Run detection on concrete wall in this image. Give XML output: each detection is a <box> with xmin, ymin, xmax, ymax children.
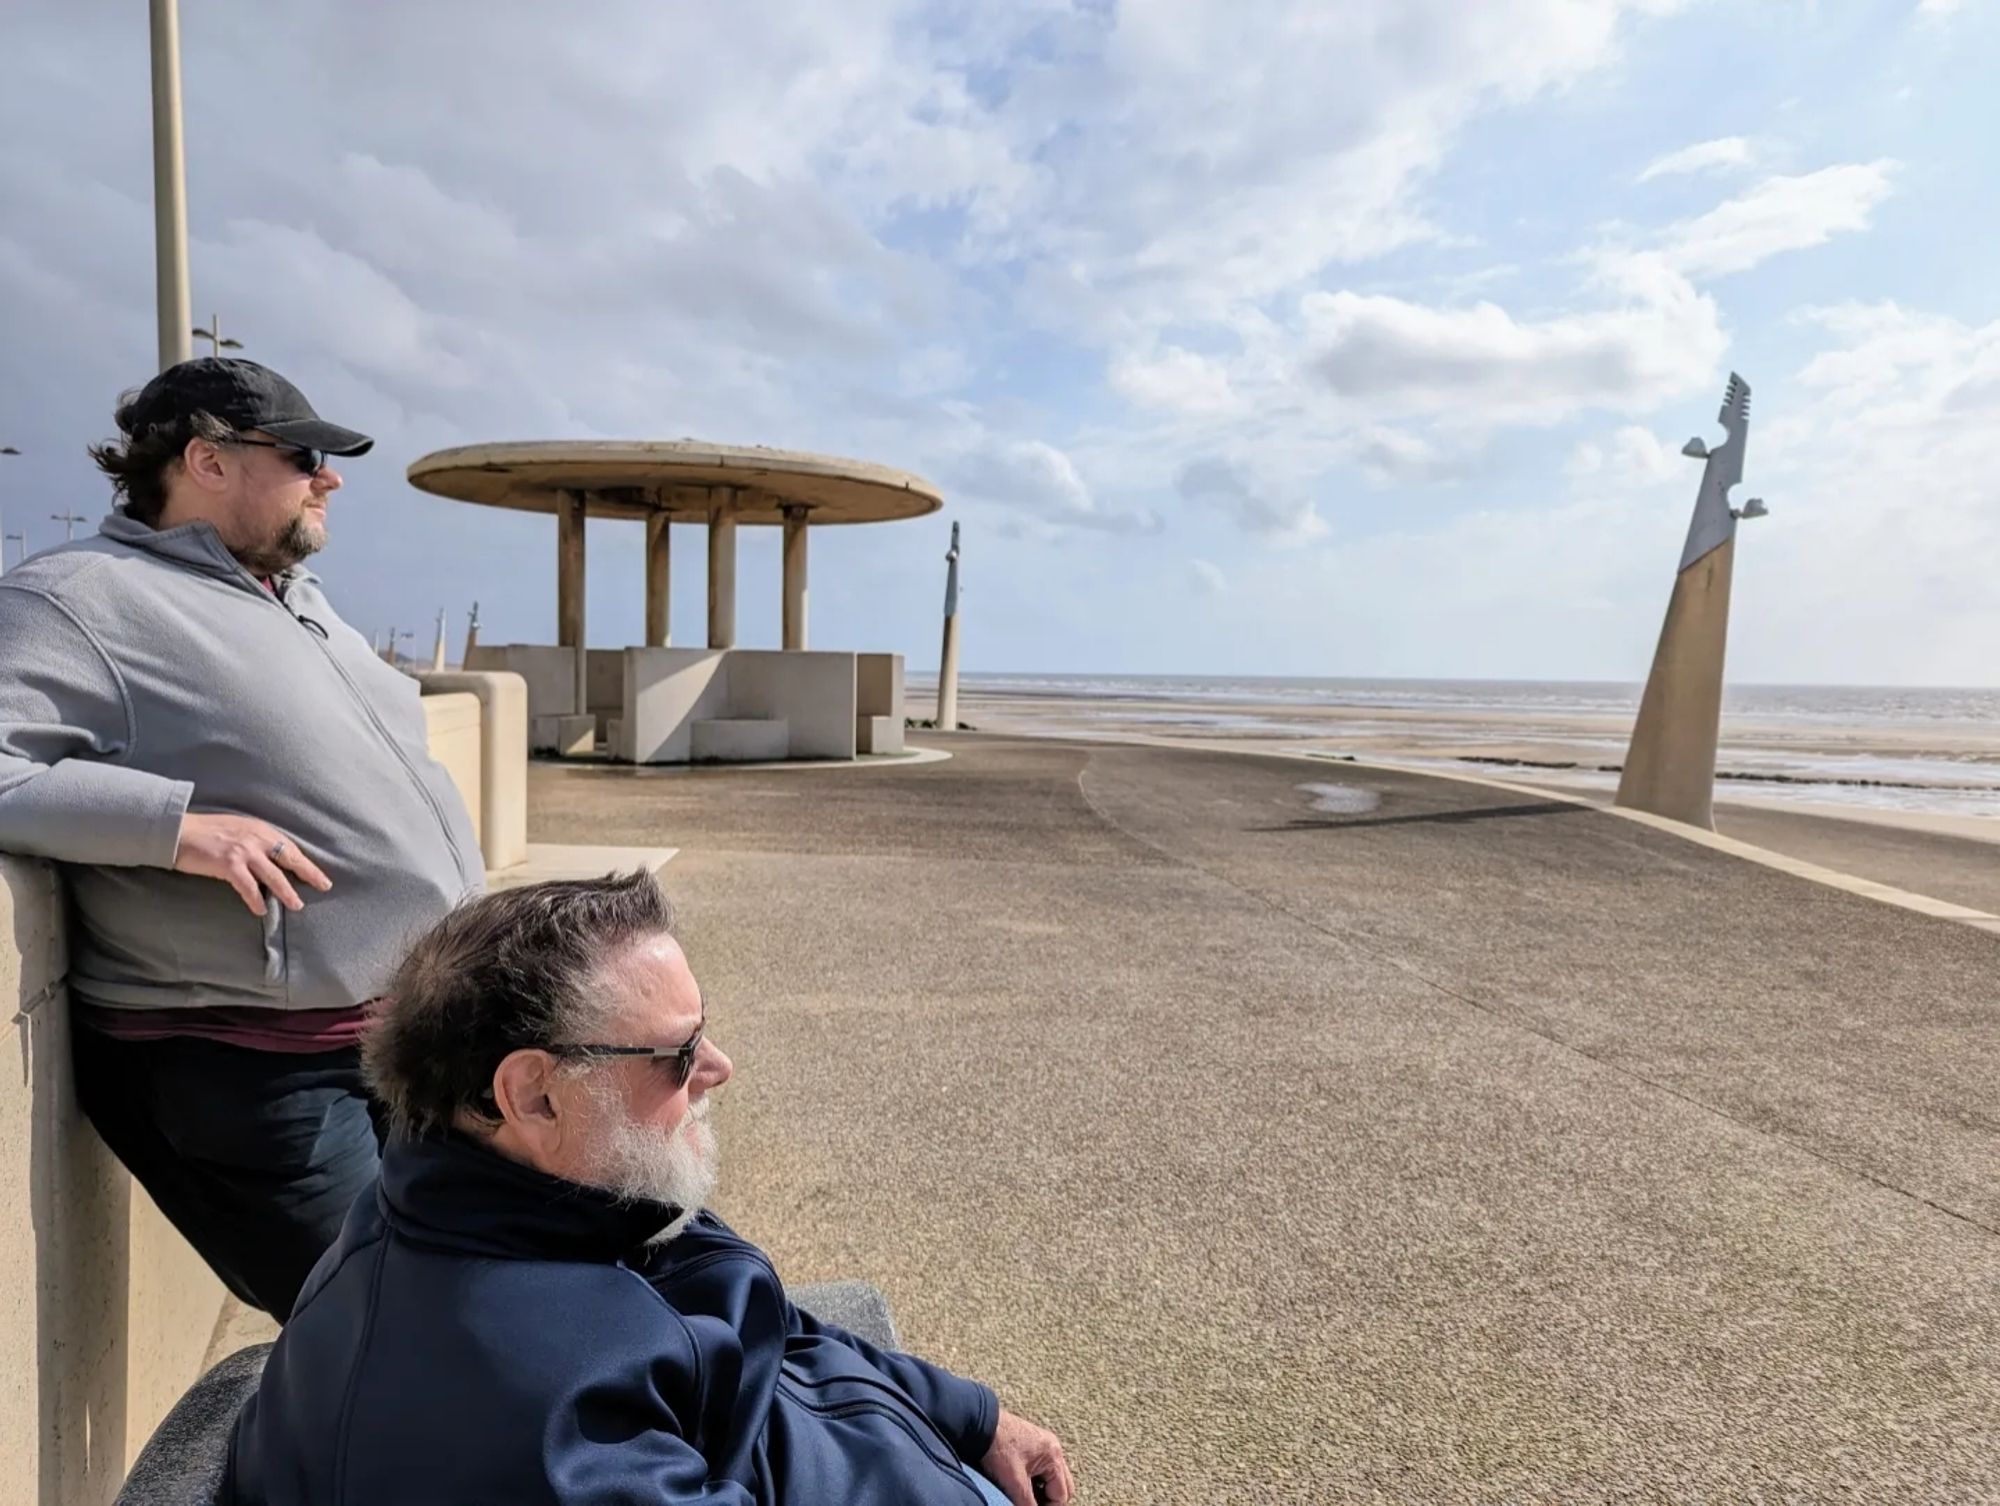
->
<box><xmin>1</xmin><ymin>856</ymin><xmax>231</xmax><ymax>1506</ymax></box>
<box><xmin>0</xmin><ymin>677</ymin><xmax>519</xmax><ymax>1505</ymax></box>
<box><xmin>586</xmin><ymin>650</ymin><xmax>625</xmax><ymax>728</ymax></box>
<box><xmin>617</xmin><ymin>649</ymin><xmax>731</xmax><ymax>765</ymax></box>
<box><xmin>420</xmin><ymin>693</ymin><xmax>483</xmax><ymax>847</ymax></box>
<box><xmin>725</xmin><ymin>651</ymin><xmax>858</xmax><ymax>761</ymax></box>
<box><xmin>490</xmin><ymin>643</ymin><xmax>877</xmax><ymax>766</ymax></box>
<box><xmin>856</xmin><ymin>654</ymin><xmax>905</xmax><ymax>723</ymax></box>
<box><xmin>467</xmin><ymin>644</ymin><xmax>576</xmax><ymax>726</ymax></box>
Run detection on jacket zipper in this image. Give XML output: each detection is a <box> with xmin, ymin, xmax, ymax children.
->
<box><xmin>246</xmin><ymin>567</ymin><xmax>471</xmax><ymax>880</ymax></box>
<box><xmin>776</xmin><ymin>1378</ymin><xmax>983</xmax><ymax>1500</ymax></box>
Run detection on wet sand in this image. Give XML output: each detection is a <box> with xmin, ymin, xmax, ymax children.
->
<box><xmin>939</xmin><ymin>683</ymin><xmax>2000</xmax><ymax>842</ymax></box>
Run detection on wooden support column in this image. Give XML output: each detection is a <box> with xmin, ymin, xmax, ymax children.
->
<box><xmin>556</xmin><ymin>489</ymin><xmax>586</xmax><ymax>648</ymax></box>
<box><xmin>706</xmin><ymin>497</ymin><xmax>737</xmax><ymax>649</ymax></box>
<box><xmin>645</xmin><ymin>512</ymin><xmax>671</xmax><ymax>647</ymax></box>
<box><xmin>781</xmin><ymin>505</ymin><xmax>808</xmax><ymax>651</ymax></box>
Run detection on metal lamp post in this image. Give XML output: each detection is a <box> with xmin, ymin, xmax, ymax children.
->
<box><xmin>150</xmin><ymin>0</ymin><xmax>192</xmax><ymax>371</ymax></box>
<box><xmin>0</xmin><ymin>446</ymin><xmax>18</xmax><ymax>572</ymax></box>
<box><xmin>193</xmin><ymin>315</ymin><xmax>243</xmax><ymax>359</ymax></box>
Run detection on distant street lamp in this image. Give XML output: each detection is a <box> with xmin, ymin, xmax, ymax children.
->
<box><xmin>51</xmin><ymin>511</ymin><xmax>88</xmax><ymax>543</ymax></box>
<box><xmin>193</xmin><ymin>313</ymin><xmax>243</xmax><ymax>359</ymax></box>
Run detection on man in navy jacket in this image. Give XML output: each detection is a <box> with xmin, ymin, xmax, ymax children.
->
<box><xmin>227</xmin><ymin>872</ymin><xmax>1073</xmax><ymax>1505</ymax></box>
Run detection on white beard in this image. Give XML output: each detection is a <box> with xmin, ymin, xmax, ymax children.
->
<box><xmin>587</xmin><ymin>1096</ymin><xmax>719</xmax><ymax>1246</ymax></box>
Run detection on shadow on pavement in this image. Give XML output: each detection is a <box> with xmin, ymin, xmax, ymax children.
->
<box><xmin>1257</xmin><ymin>800</ymin><xmax>1587</xmax><ymax>833</ymax></box>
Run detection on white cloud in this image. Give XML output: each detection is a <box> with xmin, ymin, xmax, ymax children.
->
<box><xmin>1190</xmin><ymin>559</ymin><xmax>1229</xmax><ymax>596</ymax></box>
<box><xmin>1302</xmin><ymin>261</ymin><xmax>1725</xmax><ymax>424</ymax></box>
<box><xmin>1110</xmin><ymin>347</ymin><xmax>1243</xmax><ymax>417</ymax></box>
<box><xmin>1346</xmin><ymin>425</ymin><xmax>1472</xmax><ymax>486</ymax></box>
<box><xmin>1566</xmin><ymin>425</ymin><xmax>1682</xmax><ymax>486</ymax></box>
<box><xmin>1655</xmin><ymin>162</ymin><xmax>1897</xmax><ymax>278</ymax></box>
<box><xmin>1917</xmin><ymin>0</ymin><xmax>1966</xmax><ymax>17</ymax></box>
<box><xmin>1175</xmin><ymin>457</ymin><xmax>1329</xmax><ymax>541</ymax></box>
<box><xmin>949</xmin><ymin>435</ymin><xmax>1154</xmax><ymax>534</ymax></box>
<box><xmin>1721</xmin><ymin>302</ymin><xmax>2000</xmax><ymax>685</ymax></box>
<box><xmin>1637</xmin><ymin>136</ymin><xmax>1755</xmax><ymax>182</ymax></box>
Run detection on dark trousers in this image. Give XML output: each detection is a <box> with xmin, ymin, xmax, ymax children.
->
<box><xmin>72</xmin><ymin>1026</ymin><xmax>385</xmax><ymax>1319</ymax></box>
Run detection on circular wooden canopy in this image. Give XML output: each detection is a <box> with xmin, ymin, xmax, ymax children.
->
<box><xmin>406</xmin><ymin>440</ymin><xmax>943</xmax><ymax>525</ymax></box>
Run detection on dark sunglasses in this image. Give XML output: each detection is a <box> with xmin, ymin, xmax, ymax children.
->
<box><xmin>226</xmin><ymin>435</ymin><xmax>326</xmax><ymax>477</ymax></box>
<box><xmin>547</xmin><ymin>1018</ymin><xmax>706</xmax><ymax>1091</ymax></box>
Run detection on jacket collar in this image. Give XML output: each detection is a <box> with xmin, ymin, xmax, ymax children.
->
<box><xmin>97</xmin><ymin>511</ymin><xmax>320</xmax><ymax>588</ymax></box>
<box><xmin>379</xmin><ymin>1133</ymin><xmax>680</xmax><ymax>1264</ymax></box>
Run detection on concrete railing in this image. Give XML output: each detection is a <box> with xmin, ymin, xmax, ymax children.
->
<box><xmin>415</xmin><ymin>672</ymin><xmax>529</xmax><ymax>872</ymax></box>
<box><xmin>0</xmin><ymin>670</ymin><xmax>528</xmax><ymax>1505</ymax></box>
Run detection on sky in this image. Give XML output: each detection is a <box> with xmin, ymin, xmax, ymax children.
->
<box><xmin>1</xmin><ymin>0</ymin><xmax>1996</xmax><ymax>685</ymax></box>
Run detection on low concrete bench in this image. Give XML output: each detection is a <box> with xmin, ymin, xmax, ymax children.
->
<box><xmin>856</xmin><ymin>714</ymin><xmax>904</xmax><ymax>755</ymax></box>
<box><xmin>690</xmin><ymin>717</ymin><xmax>789</xmax><ymax>763</ymax></box>
<box><xmin>115</xmin><ymin>1282</ymin><xmax>898</xmax><ymax>1505</ymax></box>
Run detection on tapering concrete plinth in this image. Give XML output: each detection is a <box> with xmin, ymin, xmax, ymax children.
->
<box><xmin>1616</xmin><ymin>373</ymin><xmax>1763</xmax><ymax>831</ymax></box>
<box><xmin>1617</xmin><ymin>539</ymin><xmax>1735</xmax><ymax>829</ymax></box>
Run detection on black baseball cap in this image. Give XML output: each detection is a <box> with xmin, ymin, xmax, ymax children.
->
<box><xmin>120</xmin><ymin>357</ymin><xmax>374</xmax><ymax>456</ymax></box>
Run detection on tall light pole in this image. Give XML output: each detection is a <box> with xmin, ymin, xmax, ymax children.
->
<box><xmin>52</xmin><ymin>511</ymin><xmax>88</xmax><ymax>544</ymax></box>
<box><xmin>193</xmin><ymin>314</ymin><xmax>242</xmax><ymax>360</ymax></box>
<box><xmin>151</xmin><ymin>0</ymin><xmax>192</xmax><ymax>371</ymax></box>
<box><xmin>0</xmin><ymin>446</ymin><xmax>18</xmax><ymax>573</ymax></box>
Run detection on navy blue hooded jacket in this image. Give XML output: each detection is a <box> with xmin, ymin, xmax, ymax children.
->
<box><xmin>227</xmin><ymin>1135</ymin><xmax>1000</xmax><ymax>1504</ymax></box>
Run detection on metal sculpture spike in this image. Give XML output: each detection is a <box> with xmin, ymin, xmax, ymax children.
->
<box><xmin>1678</xmin><ymin>371</ymin><xmax>1753</xmax><ymax>571</ymax></box>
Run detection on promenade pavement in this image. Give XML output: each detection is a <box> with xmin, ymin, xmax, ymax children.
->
<box><xmin>531</xmin><ymin>734</ymin><xmax>2000</xmax><ymax>1503</ymax></box>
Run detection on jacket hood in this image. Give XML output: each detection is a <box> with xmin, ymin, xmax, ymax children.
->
<box><xmin>98</xmin><ymin>510</ymin><xmax>318</xmax><ymax>585</ymax></box>
<box><xmin>379</xmin><ymin>1133</ymin><xmax>681</xmax><ymax>1264</ymax></box>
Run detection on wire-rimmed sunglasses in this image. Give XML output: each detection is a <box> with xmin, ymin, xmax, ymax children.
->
<box><xmin>546</xmin><ymin>1018</ymin><xmax>706</xmax><ymax>1091</ymax></box>
<box><xmin>226</xmin><ymin>435</ymin><xmax>327</xmax><ymax>477</ymax></box>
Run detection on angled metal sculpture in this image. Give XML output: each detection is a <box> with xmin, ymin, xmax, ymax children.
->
<box><xmin>1616</xmin><ymin>373</ymin><xmax>1767</xmax><ymax>829</ymax></box>
<box><xmin>935</xmin><ymin>521</ymin><xmax>962</xmax><ymax>732</ymax></box>
<box><xmin>463</xmin><ymin>599</ymin><xmax>481</xmax><ymax>666</ymax></box>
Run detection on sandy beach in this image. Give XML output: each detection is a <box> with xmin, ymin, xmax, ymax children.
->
<box><xmin>926</xmin><ymin>676</ymin><xmax>2000</xmax><ymax>849</ymax></box>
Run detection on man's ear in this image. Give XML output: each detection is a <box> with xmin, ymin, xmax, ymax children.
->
<box><xmin>180</xmin><ymin>435</ymin><xmax>232</xmax><ymax>494</ymax></box>
<box><xmin>492</xmin><ymin>1048</ymin><xmax>562</xmax><ymax>1145</ymax></box>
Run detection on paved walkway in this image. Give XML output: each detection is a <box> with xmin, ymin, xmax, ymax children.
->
<box><xmin>533</xmin><ymin>735</ymin><xmax>2000</xmax><ymax>1503</ymax></box>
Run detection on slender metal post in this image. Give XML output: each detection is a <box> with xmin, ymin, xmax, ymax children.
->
<box><xmin>150</xmin><ymin>0</ymin><xmax>192</xmax><ymax>371</ymax></box>
<box><xmin>936</xmin><ymin>521</ymin><xmax>961</xmax><ymax>730</ymax></box>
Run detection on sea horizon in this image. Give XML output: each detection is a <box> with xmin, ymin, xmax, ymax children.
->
<box><xmin>913</xmin><ymin>672</ymin><xmax>2000</xmax><ymax>820</ymax></box>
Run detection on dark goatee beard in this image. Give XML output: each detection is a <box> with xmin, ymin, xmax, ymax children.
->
<box><xmin>235</xmin><ymin>514</ymin><xmax>326</xmax><ymax>578</ymax></box>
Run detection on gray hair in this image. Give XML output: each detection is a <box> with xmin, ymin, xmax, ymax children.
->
<box><xmin>364</xmin><ymin>871</ymin><xmax>674</xmax><ymax>1141</ymax></box>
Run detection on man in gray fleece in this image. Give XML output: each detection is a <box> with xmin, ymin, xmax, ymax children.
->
<box><xmin>0</xmin><ymin>358</ymin><xmax>483</xmax><ymax>1317</ymax></box>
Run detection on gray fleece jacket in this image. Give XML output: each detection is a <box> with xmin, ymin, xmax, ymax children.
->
<box><xmin>0</xmin><ymin>512</ymin><xmax>483</xmax><ymax>1013</ymax></box>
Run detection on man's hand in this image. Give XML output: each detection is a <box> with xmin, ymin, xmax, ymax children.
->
<box><xmin>980</xmin><ymin>1408</ymin><xmax>1074</xmax><ymax>1506</ymax></box>
<box><xmin>173</xmin><ymin>813</ymin><xmax>332</xmax><ymax>916</ymax></box>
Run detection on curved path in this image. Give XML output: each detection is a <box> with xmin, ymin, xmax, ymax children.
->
<box><xmin>533</xmin><ymin>735</ymin><xmax>2000</xmax><ymax>1502</ymax></box>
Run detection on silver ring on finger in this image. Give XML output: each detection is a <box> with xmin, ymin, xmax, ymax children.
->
<box><xmin>269</xmin><ymin>840</ymin><xmax>289</xmax><ymax>862</ymax></box>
